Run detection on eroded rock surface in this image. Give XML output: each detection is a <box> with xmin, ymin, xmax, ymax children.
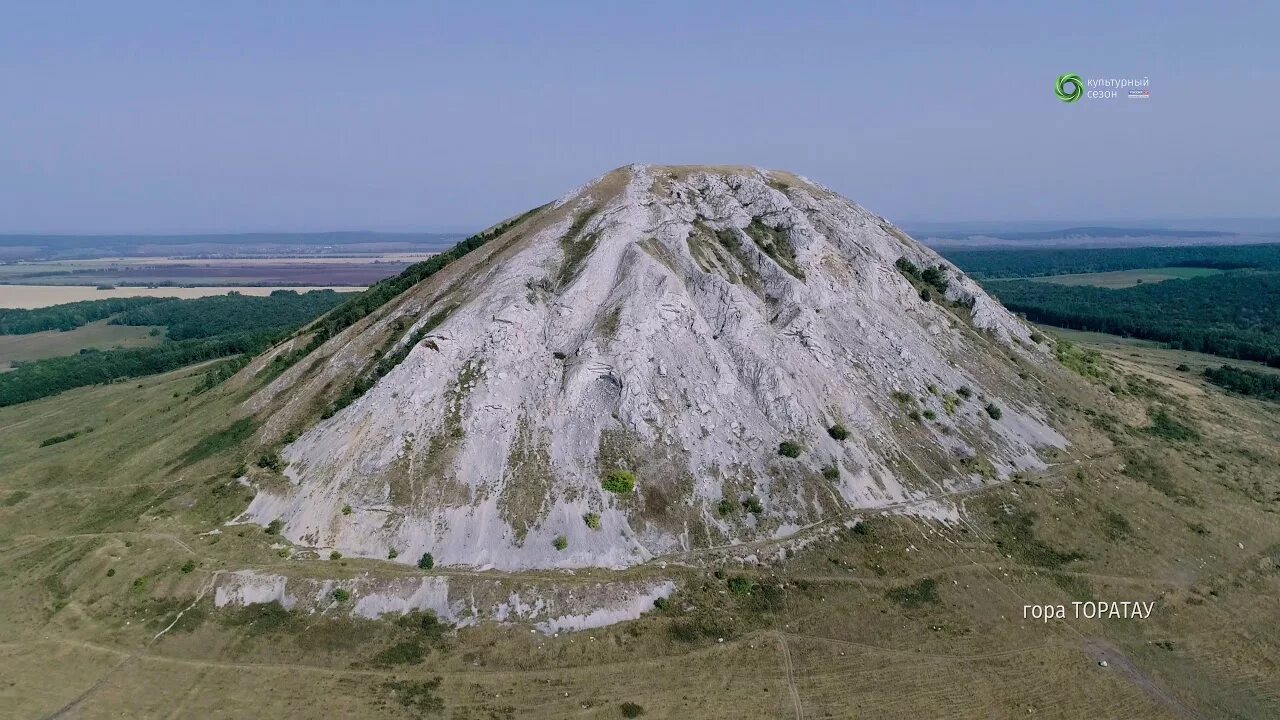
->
<box><xmin>237</xmin><ymin>165</ymin><xmax>1065</xmax><ymax>569</ymax></box>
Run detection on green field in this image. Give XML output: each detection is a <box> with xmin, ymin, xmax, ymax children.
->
<box><xmin>0</xmin><ymin>328</ymin><xmax>1277</xmax><ymax>718</ymax></box>
<box><xmin>1033</xmin><ymin>267</ymin><xmax>1223</xmax><ymax>288</ymax></box>
<box><xmin>0</xmin><ymin>320</ymin><xmax>161</xmax><ymax>371</ymax></box>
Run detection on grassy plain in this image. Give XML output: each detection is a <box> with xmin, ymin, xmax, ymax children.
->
<box><xmin>0</xmin><ymin>321</ymin><xmax>162</xmax><ymax>371</ymax></box>
<box><xmin>0</xmin><ymin>331</ymin><xmax>1277</xmax><ymax>718</ymax></box>
<box><xmin>1033</xmin><ymin>267</ymin><xmax>1223</xmax><ymax>288</ymax></box>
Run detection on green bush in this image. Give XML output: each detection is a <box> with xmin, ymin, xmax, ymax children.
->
<box><xmin>332</xmin><ymin>588</ymin><xmax>350</xmax><ymax>602</ymax></box>
<box><xmin>827</xmin><ymin>424</ymin><xmax>849</xmax><ymax>441</ymax></box>
<box><xmin>601</xmin><ymin>470</ymin><xmax>636</xmax><ymax>493</ymax></box>
<box><xmin>985</xmin><ymin>403</ymin><xmax>1003</xmax><ymax>420</ymax></box>
<box><xmin>620</xmin><ymin>702</ymin><xmax>645</xmax><ymax>718</ymax></box>
<box><xmin>742</xmin><ymin>495</ymin><xmax>764</xmax><ymax>514</ymax></box>
<box><xmin>180</xmin><ymin>560</ymin><xmax>196</xmax><ymax>574</ymax></box>
<box><xmin>265</xmin><ymin>519</ymin><xmax>283</xmax><ymax>535</ymax></box>
<box><xmin>1145</xmin><ymin>408</ymin><xmax>1199</xmax><ymax>442</ymax></box>
<box><xmin>374</xmin><ymin>641</ymin><xmax>426</xmax><ymax>666</ymax></box>
<box><xmin>418</xmin><ymin>552</ymin><xmax>434</xmax><ymax>570</ymax></box>
<box><xmin>387</xmin><ymin>548</ymin><xmax>398</xmax><ymax>559</ymax></box>
<box><xmin>341</xmin><ymin>504</ymin><xmax>352</xmax><ymax>515</ymax></box>
<box><xmin>716</xmin><ymin>498</ymin><xmax>736</xmax><ymax>517</ymax></box>
<box><xmin>329</xmin><ymin>551</ymin><xmax>342</xmax><ymax>560</ymax></box>
<box><xmin>583</xmin><ymin>512</ymin><xmax>601</xmax><ymax>529</ymax></box>
<box><xmin>256</xmin><ymin>452</ymin><xmax>283</xmax><ymax>472</ymax></box>
<box><xmin>956</xmin><ymin>386</ymin><xmax>973</xmax><ymax>399</ymax></box>
<box><xmin>821</xmin><ymin>465</ymin><xmax>839</xmax><ymax>481</ymax></box>
<box><xmin>106</xmin><ymin>568</ymin><xmax>116</xmax><ymax>577</ymax></box>
<box><xmin>553</xmin><ymin>535</ymin><xmax>568</xmax><ymax>551</ymax></box>
<box><xmin>778</xmin><ymin>441</ymin><xmax>802</xmax><ymax>458</ymax></box>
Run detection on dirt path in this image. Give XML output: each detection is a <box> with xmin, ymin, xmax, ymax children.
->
<box><xmin>775</xmin><ymin>632</ymin><xmax>804</xmax><ymax>720</ymax></box>
<box><xmin>1081</xmin><ymin>637</ymin><xmax>1205</xmax><ymax>720</ymax></box>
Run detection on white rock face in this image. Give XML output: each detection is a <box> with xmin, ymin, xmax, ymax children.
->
<box><xmin>237</xmin><ymin>165</ymin><xmax>1065</xmax><ymax>570</ymax></box>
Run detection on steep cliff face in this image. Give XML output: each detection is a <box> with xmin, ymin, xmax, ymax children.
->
<box><xmin>236</xmin><ymin>164</ymin><xmax>1065</xmax><ymax>570</ymax></box>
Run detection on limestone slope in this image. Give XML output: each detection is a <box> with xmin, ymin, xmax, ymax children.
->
<box><xmin>237</xmin><ymin>164</ymin><xmax>1065</xmax><ymax>570</ymax></box>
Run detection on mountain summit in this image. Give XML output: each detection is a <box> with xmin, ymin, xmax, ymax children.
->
<box><xmin>236</xmin><ymin>165</ymin><xmax>1065</xmax><ymax>569</ymax></box>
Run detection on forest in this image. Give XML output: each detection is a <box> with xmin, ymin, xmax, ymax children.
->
<box><xmin>943</xmin><ymin>243</ymin><xmax>1280</xmax><ymax>278</ymax></box>
<box><xmin>0</xmin><ymin>290</ymin><xmax>351</xmax><ymax>407</ymax></box>
<box><xmin>0</xmin><ymin>296</ymin><xmax>167</xmax><ymax>334</ymax></box>
<box><xmin>984</xmin><ymin>272</ymin><xmax>1280</xmax><ymax>367</ymax></box>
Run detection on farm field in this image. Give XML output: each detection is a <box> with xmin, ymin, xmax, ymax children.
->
<box><xmin>1033</xmin><ymin>267</ymin><xmax>1223</xmax><ymax>288</ymax></box>
<box><xmin>0</xmin><ymin>256</ymin><xmax>418</xmax><ymax>288</ymax></box>
<box><xmin>0</xmin><ymin>285</ymin><xmax>367</xmax><ymax>310</ymax></box>
<box><xmin>0</xmin><ymin>320</ymin><xmax>161</xmax><ymax>371</ymax></box>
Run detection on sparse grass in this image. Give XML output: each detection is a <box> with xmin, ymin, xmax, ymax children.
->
<box><xmin>383</xmin><ymin>678</ymin><xmax>444</xmax><ymax>716</ymax></box>
<box><xmin>1054</xmin><ymin>339</ymin><xmax>1109</xmax><ymax>380</ymax></box>
<box><xmin>885</xmin><ymin>578</ymin><xmax>939</xmax><ymax>607</ymax></box>
<box><xmin>1102</xmin><ymin>509</ymin><xmax>1132</xmax><ymax>540</ymax></box>
<box><xmin>180</xmin><ymin>416</ymin><xmax>257</xmax><ymax>467</ymax></box>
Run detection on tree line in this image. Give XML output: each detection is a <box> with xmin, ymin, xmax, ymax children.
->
<box><xmin>0</xmin><ymin>290</ymin><xmax>353</xmax><ymax>407</ymax></box>
<box><xmin>984</xmin><ymin>272</ymin><xmax>1280</xmax><ymax>367</ymax></box>
<box><xmin>943</xmin><ymin>243</ymin><xmax>1280</xmax><ymax>279</ymax></box>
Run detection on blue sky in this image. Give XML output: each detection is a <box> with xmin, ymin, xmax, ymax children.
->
<box><xmin>1</xmin><ymin>2</ymin><xmax>1276</xmax><ymax>233</ymax></box>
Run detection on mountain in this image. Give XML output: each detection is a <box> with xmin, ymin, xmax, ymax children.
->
<box><xmin>232</xmin><ymin>165</ymin><xmax>1065</xmax><ymax>570</ymax></box>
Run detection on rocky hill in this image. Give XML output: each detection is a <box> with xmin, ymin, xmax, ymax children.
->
<box><xmin>234</xmin><ymin>165</ymin><xmax>1066</xmax><ymax>570</ymax></box>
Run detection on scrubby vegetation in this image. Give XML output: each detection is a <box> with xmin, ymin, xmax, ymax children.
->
<box><xmin>1144</xmin><ymin>408</ymin><xmax>1199</xmax><ymax>442</ymax></box>
<box><xmin>39</xmin><ymin>429</ymin><xmax>87</xmax><ymax>447</ymax></box>
<box><xmin>777</xmin><ymin>441</ymin><xmax>802</xmax><ymax>458</ymax></box>
<box><xmin>885</xmin><ymin>578</ymin><xmax>939</xmax><ymax>607</ymax></box>
<box><xmin>601</xmin><ymin>470</ymin><xmax>636</xmax><ymax>493</ymax></box>
<box><xmin>583</xmin><ymin>512</ymin><xmax>601</xmax><ymax>529</ymax></box>
<box><xmin>1203</xmin><ymin>365</ymin><xmax>1280</xmax><ymax>401</ymax></box>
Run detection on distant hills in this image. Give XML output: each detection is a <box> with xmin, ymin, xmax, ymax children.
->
<box><xmin>908</xmin><ymin>224</ymin><xmax>1279</xmax><ymax>249</ymax></box>
<box><xmin>0</xmin><ymin>232</ymin><xmax>464</xmax><ymax>261</ymax></box>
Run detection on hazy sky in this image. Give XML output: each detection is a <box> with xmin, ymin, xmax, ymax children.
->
<box><xmin>2</xmin><ymin>2</ymin><xmax>1276</xmax><ymax>233</ymax></box>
